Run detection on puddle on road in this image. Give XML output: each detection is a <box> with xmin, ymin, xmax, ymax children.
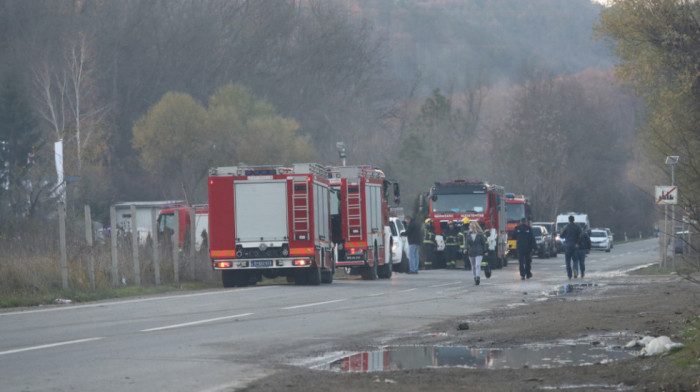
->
<box><xmin>311</xmin><ymin>339</ymin><xmax>637</xmax><ymax>372</ymax></box>
<box><xmin>548</xmin><ymin>282</ymin><xmax>600</xmax><ymax>296</ymax></box>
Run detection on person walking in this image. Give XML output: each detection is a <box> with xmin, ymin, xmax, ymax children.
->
<box><xmin>401</xmin><ymin>216</ymin><xmax>422</xmax><ymax>274</ymax></box>
<box><xmin>574</xmin><ymin>226</ymin><xmax>591</xmax><ymax>278</ymax></box>
<box><xmin>444</xmin><ymin>220</ymin><xmax>460</xmax><ymax>269</ymax></box>
<box><xmin>464</xmin><ymin>221</ymin><xmax>487</xmax><ymax>285</ymax></box>
<box><xmin>513</xmin><ymin>218</ymin><xmax>536</xmax><ymax>280</ymax></box>
<box><xmin>421</xmin><ymin>219</ymin><xmax>436</xmax><ymax>270</ymax></box>
<box><xmin>561</xmin><ymin>215</ymin><xmax>582</xmax><ymax>279</ymax></box>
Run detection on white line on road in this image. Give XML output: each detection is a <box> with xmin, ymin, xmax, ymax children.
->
<box><xmin>429</xmin><ymin>282</ymin><xmax>462</xmax><ymax>288</ymax></box>
<box><xmin>141</xmin><ymin>313</ymin><xmax>254</xmax><ymax>332</ymax></box>
<box><xmin>0</xmin><ymin>337</ymin><xmax>103</xmax><ymax>356</ymax></box>
<box><xmin>0</xmin><ymin>286</ymin><xmax>273</xmax><ymax>317</ymax></box>
<box><xmin>281</xmin><ymin>299</ymin><xmax>346</xmax><ymax>310</ymax></box>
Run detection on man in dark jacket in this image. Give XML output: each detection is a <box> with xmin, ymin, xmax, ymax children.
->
<box><xmin>513</xmin><ymin>218</ymin><xmax>536</xmax><ymax>280</ymax></box>
<box><xmin>401</xmin><ymin>216</ymin><xmax>422</xmax><ymax>274</ymax></box>
<box><xmin>561</xmin><ymin>215</ymin><xmax>582</xmax><ymax>279</ymax></box>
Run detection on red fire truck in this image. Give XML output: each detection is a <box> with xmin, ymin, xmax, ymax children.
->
<box><xmin>423</xmin><ymin>180</ymin><xmax>507</xmax><ymax>269</ymax></box>
<box><xmin>208</xmin><ymin>163</ymin><xmax>334</xmax><ymax>287</ymax></box>
<box><xmin>328</xmin><ymin>166</ymin><xmax>400</xmax><ymax>280</ymax></box>
<box><xmin>505</xmin><ymin>193</ymin><xmax>532</xmax><ymax>256</ymax></box>
<box><xmin>156</xmin><ymin>204</ymin><xmax>209</xmax><ymax>253</ymax></box>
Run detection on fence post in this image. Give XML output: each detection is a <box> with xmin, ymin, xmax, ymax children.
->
<box><xmin>85</xmin><ymin>205</ymin><xmax>95</xmax><ymax>289</ymax></box>
<box><xmin>58</xmin><ymin>202</ymin><xmax>68</xmax><ymax>289</ymax></box>
<box><xmin>151</xmin><ymin>208</ymin><xmax>160</xmax><ymax>285</ymax></box>
<box><xmin>189</xmin><ymin>207</ymin><xmax>196</xmax><ymax>279</ymax></box>
<box><xmin>130</xmin><ymin>204</ymin><xmax>141</xmax><ymax>286</ymax></box>
<box><xmin>173</xmin><ymin>208</ymin><xmax>180</xmax><ymax>283</ymax></box>
<box><xmin>110</xmin><ymin>206</ymin><xmax>119</xmax><ymax>286</ymax></box>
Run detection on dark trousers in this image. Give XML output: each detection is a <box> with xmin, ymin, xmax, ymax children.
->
<box><xmin>518</xmin><ymin>251</ymin><xmax>532</xmax><ymax>277</ymax></box>
<box><xmin>564</xmin><ymin>245</ymin><xmax>578</xmax><ymax>278</ymax></box>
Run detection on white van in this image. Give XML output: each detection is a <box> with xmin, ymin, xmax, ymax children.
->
<box><xmin>389</xmin><ymin>217</ymin><xmax>409</xmax><ymax>272</ymax></box>
<box><xmin>555</xmin><ymin>212</ymin><xmax>590</xmax><ymax>242</ymax></box>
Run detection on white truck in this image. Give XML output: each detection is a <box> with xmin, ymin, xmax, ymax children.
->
<box><xmin>112</xmin><ymin>200</ymin><xmax>186</xmax><ymax>245</ymax></box>
<box><xmin>555</xmin><ymin>212</ymin><xmax>590</xmax><ymax>238</ymax></box>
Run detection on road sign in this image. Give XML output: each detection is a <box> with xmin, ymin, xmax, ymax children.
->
<box><xmin>655</xmin><ymin>186</ymin><xmax>678</xmax><ymax>205</ymax></box>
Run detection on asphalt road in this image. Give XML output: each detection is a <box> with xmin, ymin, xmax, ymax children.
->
<box><xmin>0</xmin><ymin>238</ymin><xmax>659</xmax><ymax>392</ymax></box>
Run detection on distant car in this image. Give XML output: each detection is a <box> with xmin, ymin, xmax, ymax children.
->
<box><xmin>589</xmin><ymin>229</ymin><xmax>611</xmax><ymax>252</ymax></box>
<box><xmin>592</xmin><ymin>227</ymin><xmax>614</xmax><ymax>249</ymax></box>
<box><xmin>532</xmin><ymin>222</ymin><xmax>560</xmax><ymax>254</ymax></box>
<box><xmin>389</xmin><ymin>217</ymin><xmax>409</xmax><ymax>272</ymax></box>
<box><xmin>675</xmin><ymin>230</ymin><xmax>690</xmax><ymax>254</ymax></box>
<box><xmin>531</xmin><ymin>225</ymin><xmax>555</xmax><ymax>258</ymax></box>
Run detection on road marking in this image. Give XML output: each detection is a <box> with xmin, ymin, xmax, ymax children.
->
<box><xmin>141</xmin><ymin>313</ymin><xmax>254</xmax><ymax>332</ymax></box>
<box><xmin>0</xmin><ymin>337</ymin><xmax>103</xmax><ymax>356</ymax></box>
<box><xmin>282</xmin><ymin>299</ymin><xmax>346</xmax><ymax>310</ymax></box>
<box><xmin>0</xmin><ymin>287</ymin><xmax>273</xmax><ymax>317</ymax></box>
<box><xmin>429</xmin><ymin>282</ymin><xmax>462</xmax><ymax>288</ymax></box>
<box><xmin>368</xmin><ymin>292</ymin><xmax>386</xmax><ymax>297</ymax></box>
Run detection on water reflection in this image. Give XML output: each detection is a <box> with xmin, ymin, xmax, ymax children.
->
<box><xmin>315</xmin><ymin>343</ymin><xmax>636</xmax><ymax>372</ymax></box>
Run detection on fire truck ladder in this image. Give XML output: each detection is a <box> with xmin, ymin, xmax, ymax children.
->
<box><xmin>292</xmin><ymin>177</ymin><xmax>310</xmax><ymax>240</ymax></box>
<box><xmin>346</xmin><ymin>185</ymin><xmax>363</xmax><ymax>242</ymax></box>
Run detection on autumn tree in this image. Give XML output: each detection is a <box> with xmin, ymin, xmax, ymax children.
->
<box><xmin>132</xmin><ymin>92</ymin><xmax>211</xmax><ymax>204</ymax></box>
<box><xmin>133</xmin><ymin>85</ymin><xmax>316</xmax><ymax>203</ymax></box>
<box><xmin>597</xmin><ymin>0</ymin><xmax>700</xmax><ymax>230</ymax></box>
<box><xmin>0</xmin><ymin>73</ymin><xmax>47</xmax><ymax>224</ymax></box>
<box><xmin>490</xmin><ymin>72</ymin><xmax>630</xmax><ymax>226</ymax></box>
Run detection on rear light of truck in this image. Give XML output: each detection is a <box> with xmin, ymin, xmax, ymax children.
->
<box><xmin>215</xmin><ymin>261</ymin><xmax>233</xmax><ymax>268</ymax></box>
<box><xmin>292</xmin><ymin>259</ymin><xmax>309</xmax><ymax>266</ymax></box>
<box><xmin>347</xmin><ymin>248</ymin><xmax>364</xmax><ymax>255</ymax></box>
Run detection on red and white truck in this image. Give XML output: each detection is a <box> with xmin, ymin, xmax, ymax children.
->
<box><xmin>505</xmin><ymin>193</ymin><xmax>532</xmax><ymax>257</ymax></box>
<box><xmin>156</xmin><ymin>204</ymin><xmax>209</xmax><ymax>253</ymax></box>
<box><xmin>328</xmin><ymin>166</ymin><xmax>400</xmax><ymax>280</ymax></box>
<box><xmin>423</xmin><ymin>180</ymin><xmax>508</xmax><ymax>269</ymax></box>
<box><xmin>208</xmin><ymin>163</ymin><xmax>334</xmax><ymax>287</ymax></box>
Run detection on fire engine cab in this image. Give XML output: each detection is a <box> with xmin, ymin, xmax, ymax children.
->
<box><xmin>208</xmin><ymin>163</ymin><xmax>334</xmax><ymax>287</ymax></box>
<box><xmin>505</xmin><ymin>193</ymin><xmax>532</xmax><ymax>256</ymax></box>
<box><xmin>328</xmin><ymin>166</ymin><xmax>400</xmax><ymax>280</ymax></box>
<box><xmin>423</xmin><ymin>180</ymin><xmax>508</xmax><ymax>269</ymax></box>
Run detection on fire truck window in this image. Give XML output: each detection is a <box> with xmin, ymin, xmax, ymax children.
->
<box><xmin>431</xmin><ymin>194</ymin><xmax>487</xmax><ymax>213</ymax></box>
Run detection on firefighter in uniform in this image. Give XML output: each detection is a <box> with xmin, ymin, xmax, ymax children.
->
<box><xmin>457</xmin><ymin>217</ymin><xmax>471</xmax><ymax>270</ymax></box>
<box><xmin>444</xmin><ymin>220</ymin><xmax>460</xmax><ymax>269</ymax></box>
<box><xmin>421</xmin><ymin>218</ymin><xmax>436</xmax><ymax>270</ymax></box>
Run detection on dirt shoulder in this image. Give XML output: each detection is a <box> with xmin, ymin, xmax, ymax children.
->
<box><xmin>234</xmin><ymin>272</ymin><xmax>700</xmax><ymax>392</ymax></box>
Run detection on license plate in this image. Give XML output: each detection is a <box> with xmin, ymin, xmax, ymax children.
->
<box><xmin>251</xmin><ymin>260</ymin><xmax>273</xmax><ymax>267</ymax></box>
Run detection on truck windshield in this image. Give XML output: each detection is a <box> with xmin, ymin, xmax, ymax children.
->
<box><xmin>432</xmin><ymin>193</ymin><xmax>486</xmax><ymax>213</ymax></box>
<box><xmin>505</xmin><ymin>203</ymin><xmax>525</xmax><ymax>223</ymax></box>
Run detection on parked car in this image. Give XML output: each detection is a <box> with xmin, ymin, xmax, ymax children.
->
<box><xmin>532</xmin><ymin>221</ymin><xmax>560</xmax><ymax>254</ymax></box>
<box><xmin>590</xmin><ymin>229</ymin><xmax>611</xmax><ymax>252</ymax></box>
<box><xmin>673</xmin><ymin>230</ymin><xmax>690</xmax><ymax>254</ymax></box>
<box><xmin>592</xmin><ymin>227</ymin><xmax>614</xmax><ymax>249</ymax></box>
<box><xmin>389</xmin><ymin>217</ymin><xmax>409</xmax><ymax>272</ymax></box>
<box><xmin>531</xmin><ymin>225</ymin><xmax>555</xmax><ymax>258</ymax></box>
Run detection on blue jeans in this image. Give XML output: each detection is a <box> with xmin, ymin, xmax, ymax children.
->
<box><xmin>564</xmin><ymin>245</ymin><xmax>578</xmax><ymax>278</ymax></box>
<box><xmin>409</xmin><ymin>244</ymin><xmax>420</xmax><ymax>273</ymax></box>
<box><xmin>574</xmin><ymin>249</ymin><xmax>586</xmax><ymax>276</ymax></box>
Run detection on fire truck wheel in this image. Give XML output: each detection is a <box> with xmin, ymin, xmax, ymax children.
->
<box><xmin>378</xmin><ymin>260</ymin><xmax>392</xmax><ymax>279</ymax></box>
<box><xmin>294</xmin><ymin>269</ymin><xmax>309</xmax><ymax>285</ymax></box>
<box><xmin>234</xmin><ymin>271</ymin><xmax>249</xmax><ymax>287</ymax></box>
<box><xmin>321</xmin><ymin>262</ymin><xmax>334</xmax><ymax>284</ymax></box>
<box><xmin>222</xmin><ymin>271</ymin><xmax>236</xmax><ymax>288</ymax></box>
<box><xmin>360</xmin><ymin>251</ymin><xmax>378</xmax><ymax>280</ymax></box>
<box><xmin>307</xmin><ymin>266</ymin><xmax>322</xmax><ymax>286</ymax></box>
